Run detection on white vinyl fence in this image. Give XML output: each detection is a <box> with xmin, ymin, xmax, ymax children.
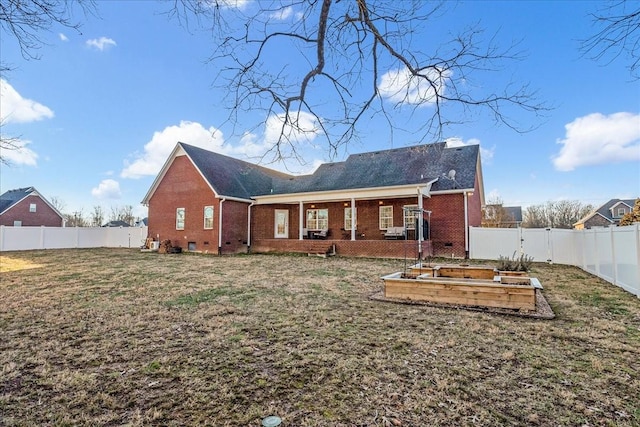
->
<box><xmin>0</xmin><ymin>226</ymin><xmax>149</xmax><ymax>252</ymax></box>
<box><xmin>469</xmin><ymin>225</ymin><xmax>640</xmax><ymax>298</ymax></box>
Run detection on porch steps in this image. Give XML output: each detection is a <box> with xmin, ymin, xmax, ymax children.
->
<box><xmin>307</xmin><ymin>241</ymin><xmax>336</xmax><ymax>258</ymax></box>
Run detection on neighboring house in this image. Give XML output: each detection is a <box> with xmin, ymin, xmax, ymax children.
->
<box><xmin>142</xmin><ymin>141</ymin><xmax>485</xmax><ymax>258</ymax></box>
<box><xmin>135</xmin><ymin>217</ymin><xmax>148</xmax><ymax>227</ymax></box>
<box><xmin>503</xmin><ymin>206</ymin><xmax>523</xmax><ymax>228</ymax></box>
<box><xmin>102</xmin><ymin>220</ymin><xmax>131</xmax><ymax>227</ymax></box>
<box><xmin>0</xmin><ymin>187</ymin><xmax>65</xmax><ymax>227</ymax></box>
<box><xmin>574</xmin><ymin>198</ymin><xmax>638</xmax><ymax>229</ymax></box>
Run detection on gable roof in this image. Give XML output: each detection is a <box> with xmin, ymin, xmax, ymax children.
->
<box><xmin>142</xmin><ymin>141</ymin><xmax>483</xmax><ymax>205</ymax></box>
<box><xmin>0</xmin><ymin>187</ymin><xmax>64</xmax><ymax>218</ymax></box>
<box><xmin>574</xmin><ymin>198</ymin><xmax>638</xmax><ymax>225</ymax></box>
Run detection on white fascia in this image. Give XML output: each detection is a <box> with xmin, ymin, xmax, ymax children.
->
<box><xmin>252</xmin><ymin>179</ymin><xmax>437</xmax><ymax>205</ymax></box>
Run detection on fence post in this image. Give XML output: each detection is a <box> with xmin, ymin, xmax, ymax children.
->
<box><xmin>635</xmin><ymin>224</ymin><xmax>640</xmax><ymax>298</ymax></box>
<box><xmin>610</xmin><ymin>226</ymin><xmax>618</xmax><ymax>288</ymax></box>
<box><xmin>40</xmin><ymin>226</ymin><xmax>45</xmax><ymax>249</ymax></box>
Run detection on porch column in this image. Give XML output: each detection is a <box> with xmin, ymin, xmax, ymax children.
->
<box><xmin>417</xmin><ymin>189</ymin><xmax>423</xmax><ymax>258</ymax></box>
<box><xmin>299</xmin><ymin>201</ymin><xmax>304</xmax><ymax>240</ymax></box>
<box><xmin>351</xmin><ymin>197</ymin><xmax>356</xmax><ymax>241</ymax></box>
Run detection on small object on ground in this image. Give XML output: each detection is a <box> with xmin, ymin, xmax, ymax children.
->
<box><xmin>262</xmin><ymin>416</ymin><xmax>282</xmax><ymax>427</ymax></box>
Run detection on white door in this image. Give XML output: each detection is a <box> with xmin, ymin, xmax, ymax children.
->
<box><xmin>274</xmin><ymin>209</ymin><xmax>289</xmax><ymax>238</ymax></box>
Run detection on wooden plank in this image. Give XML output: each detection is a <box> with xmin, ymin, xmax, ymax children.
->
<box><xmin>384</xmin><ymin>285</ymin><xmax>534</xmax><ymax>303</ymax></box>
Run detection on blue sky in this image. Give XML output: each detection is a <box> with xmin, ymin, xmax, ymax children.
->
<box><xmin>1</xmin><ymin>0</ymin><xmax>639</xmax><ymax>220</ymax></box>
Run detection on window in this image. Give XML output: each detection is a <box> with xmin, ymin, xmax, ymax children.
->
<box><xmin>204</xmin><ymin>206</ymin><xmax>214</xmax><ymax>229</ymax></box>
<box><xmin>29</xmin><ymin>203</ymin><xmax>36</xmax><ymax>213</ymax></box>
<box><xmin>176</xmin><ymin>208</ymin><xmax>185</xmax><ymax>230</ymax></box>
<box><xmin>617</xmin><ymin>207</ymin><xmax>626</xmax><ymax>217</ymax></box>
<box><xmin>379</xmin><ymin>205</ymin><xmax>393</xmax><ymax>229</ymax></box>
<box><xmin>307</xmin><ymin>208</ymin><xmax>328</xmax><ymax>230</ymax></box>
<box><xmin>344</xmin><ymin>207</ymin><xmax>356</xmax><ymax>230</ymax></box>
<box><xmin>403</xmin><ymin>205</ymin><xmax>418</xmax><ymax>230</ymax></box>
<box><xmin>13</xmin><ymin>221</ymin><xmax>22</xmax><ymax>227</ymax></box>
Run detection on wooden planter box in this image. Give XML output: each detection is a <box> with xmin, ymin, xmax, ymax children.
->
<box><xmin>382</xmin><ymin>271</ymin><xmax>537</xmax><ymax>311</ymax></box>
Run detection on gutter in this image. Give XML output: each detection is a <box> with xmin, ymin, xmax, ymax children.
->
<box><xmin>464</xmin><ymin>192</ymin><xmax>469</xmax><ymax>259</ymax></box>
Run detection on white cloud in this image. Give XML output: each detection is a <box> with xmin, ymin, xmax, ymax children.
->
<box><xmin>121</xmin><ymin>121</ymin><xmax>225</xmax><ymax>179</ymax></box>
<box><xmin>378</xmin><ymin>66</ymin><xmax>450</xmax><ymax>105</ymax></box>
<box><xmin>59</xmin><ymin>33</ymin><xmax>68</xmax><ymax>42</ymax></box>
<box><xmin>264</xmin><ymin>111</ymin><xmax>322</xmax><ymax>146</ymax></box>
<box><xmin>445</xmin><ymin>137</ymin><xmax>494</xmax><ymax>164</ymax></box>
<box><xmin>91</xmin><ymin>179</ymin><xmax>122</xmax><ymax>199</ymax></box>
<box><xmin>269</xmin><ymin>6</ymin><xmax>293</xmax><ymax>20</ymax></box>
<box><xmin>86</xmin><ymin>37</ymin><xmax>117</xmax><ymax>51</ymax></box>
<box><xmin>552</xmin><ymin>112</ymin><xmax>640</xmax><ymax>171</ymax></box>
<box><xmin>0</xmin><ymin>79</ymin><xmax>54</xmax><ymax>124</ymax></box>
<box><xmin>0</xmin><ymin>139</ymin><xmax>38</xmax><ymax>166</ymax></box>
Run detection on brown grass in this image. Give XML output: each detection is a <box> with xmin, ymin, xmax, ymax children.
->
<box><xmin>0</xmin><ymin>248</ymin><xmax>638</xmax><ymax>426</ymax></box>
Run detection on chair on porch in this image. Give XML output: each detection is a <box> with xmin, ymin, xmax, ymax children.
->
<box><xmin>313</xmin><ymin>229</ymin><xmax>329</xmax><ymax>239</ymax></box>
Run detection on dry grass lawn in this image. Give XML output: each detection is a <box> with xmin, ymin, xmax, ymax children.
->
<box><xmin>1</xmin><ymin>248</ymin><xmax>639</xmax><ymax>426</ymax></box>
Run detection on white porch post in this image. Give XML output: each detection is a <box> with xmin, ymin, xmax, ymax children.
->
<box><xmin>417</xmin><ymin>188</ymin><xmax>423</xmax><ymax>258</ymax></box>
<box><xmin>299</xmin><ymin>201</ymin><xmax>304</xmax><ymax>240</ymax></box>
<box><xmin>351</xmin><ymin>197</ymin><xmax>356</xmax><ymax>241</ymax></box>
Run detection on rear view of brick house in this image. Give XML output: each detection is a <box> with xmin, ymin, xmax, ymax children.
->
<box><xmin>142</xmin><ymin>141</ymin><xmax>485</xmax><ymax>258</ymax></box>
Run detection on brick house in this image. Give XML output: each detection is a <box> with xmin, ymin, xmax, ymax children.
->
<box><xmin>0</xmin><ymin>187</ymin><xmax>65</xmax><ymax>227</ymax></box>
<box><xmin>574</xmin><ymin>198</ymin><xmax>638</xmax><ymax>229</ymax></box>
<box><xmin>142</xmin><ymin>141</ymin><xmax>485</xmax><ymax>258</ymax></box>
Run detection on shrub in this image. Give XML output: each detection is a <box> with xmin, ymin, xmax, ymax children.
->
<box><xmin>496</xmin><ymin>251</ymin><xmax>534</xmax><ymax>272</ymax></box>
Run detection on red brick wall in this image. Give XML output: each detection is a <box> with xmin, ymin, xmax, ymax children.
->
<box><xmin>252</xmin><ymin>238</ymin><xmax>432</xmax><ymax>259</ymax></box>
<box><xmin>0</xmin><ymin>196</ymin><xmax>63</xmax><ymax>227</ymax></box>
<box><xmin>423</xmin><ymin>193</ymin><xmax>467</xmax><ymax>257</ymax></box>
<box><xmin>147</xmin><ymin>156</ymin><xmax>243</xmax><ymax>253</ymax></box>
<box><xmin>220</xmin><ymin>200</ymin><xmax>249</xmax><ymax>253</ymax></box>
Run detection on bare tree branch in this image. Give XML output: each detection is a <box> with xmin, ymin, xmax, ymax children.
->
<box><xmin>581</xmin><ymin>0</ymin><xmax>640</xmax><ymax>79</ymax></box>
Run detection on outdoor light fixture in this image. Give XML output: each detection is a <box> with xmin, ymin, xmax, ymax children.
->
<box><xmin>379</xmin><ymin>200</ymin><xmax>384</xmax><ymax>205</ymax></box>
<box><xmin>343</xmin><ymin>202</ymin><xmax>349</xmax><ymax>206</ymax></box>
<box><xmin>311</xmin><ymin>204</ymin><xmax>315</xmax><ymax>208</ymax></box>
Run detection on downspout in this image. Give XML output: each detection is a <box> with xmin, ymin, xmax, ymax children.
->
<box><xmin>464</xmin><ymin>192</ymin><xmax>469</xmax><ymax>259</ymax></box>
<box><xmin>218</xmin><ymin>198</ymin><xmax>226</xmax><ymax>255</ymax></box>
<box><xmin>247</xmin><ymin>202</ymin><xmax>254</xmax><ymax>254</ymax></box>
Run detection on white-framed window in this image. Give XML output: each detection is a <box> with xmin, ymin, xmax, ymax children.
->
<box><xmin>13</xmin><ymin>221</ymin><xmax>22</xmax><ymax>227</ymax></box>
<box><xmin>307</xmin><ymin>208</ymin><xmax>328</xmax><ymax>230</ymax></box>
<box><xmin>379</xmin><ymin>205</ymin><xmax>393</xmax><ymax>229</ymax></box>
<box><xmin>344</xmin><ymin>207</ymin><xmax>356</xmax><ymax>230</ymax></box>
<box><xmin>403</xmin><ymin>205</ymin><xmax>418</xmax><ymax>230</ymax></box>
<box><xmin>29</xmin><ymin>203</ymin><xmax>37</xmax><ymax>213</ymax></box>
<box><xmin>176</xmin><ymin>208</ymin><xmax>185</xmax><ymax>230</ymax></box>
<box><xmin>617</xmin><ymin>207</ymin><xmax>626</xmax><ymax>217</ymax></box>
<box><xmin>204</xmin><ymin>206</ymin><xmax>214</xmax><ymax>229</ymax></box>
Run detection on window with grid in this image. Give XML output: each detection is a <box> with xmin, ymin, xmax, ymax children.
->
<box><xmin>403</xmin><ymin>205</ymin><xmax>418</xmax><ymax>230</ymax></box>
<box><xmin>307</xmin><ymin>208</ymin><xmax>328</xmax><ymax>229</ymax></box>
<box><xmin>204</xmin><ymin>206</ymin><xmax>214</xmax><ymax>229</ymax></box>
<box><xmin>617</xmin><ymin>207</ymin><xmax>626</xmax><ymax>217</ymax></box>
<box><xmin>344</xmin><ymin>207</ymin><xmax>356</xmax><ymax>230</ymax></box>
<box><xmin>176</xmin><ymin>208</ymin><xmax>185</xmax><ymax>230</ymax></box>
<box><xmin>29</xmin><ymin>203</ymin><xmax>36</xmax><ymax>213</ymax></box>
<box><xmin>379</xmin><ymin>205</ymin><xmax>393</xmax><ymax>229</ymax></box>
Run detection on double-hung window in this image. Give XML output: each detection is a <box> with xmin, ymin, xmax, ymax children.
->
<box><xmin>204</xmin><ymin>206</ymin><xmax>214</xmax><ymax>229</ymax></box>
<box><xmin>403</xmin><ymin>205</ymin><xmax>418</xmax><ymax>230</ymax></box>
<box><xmin>379</xmin><ymin>205</ymin><xmax>393</xmax><ymax>229</ymax></box>
<box><xmin>344</xmin><ymin>207</ymin><xmax>356</xmax><ymax>230</ymax></box>
<box><xmin>307</xmin><ymin>208</ymin><xmax>328</xmax><ymax>230</ymax></box>
<box><xmin>29</xmin><ymin>203</ymin><xmax>37</xmax><ymax>213</ymax></box>
<box><xmin>176</xmin><ymin>208</ymin><xmax>185</xmax><ymax>230</ymax></box>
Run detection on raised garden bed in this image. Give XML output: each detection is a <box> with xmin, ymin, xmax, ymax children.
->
<box><xmin>382</xmin><ymin>265</ymin><xmax>542</xmax><ymax>311</ymax></box>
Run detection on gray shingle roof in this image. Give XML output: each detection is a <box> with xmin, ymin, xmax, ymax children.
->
<box><xmin>180</xmin><ymin>143</ymin><xmax>291</xmax><ymax>200</ymax></box>
<box><xmin>0</xmin><ymin>187</ymin><xmax>35</xmax><ymax>214</ymax></box>
<box><xmin>595</xmin><ymin>198</ymin><xmax>636</xmax><ymax>221</ymax></box>
<box><xmin>179</xmin><ymin>141</ymin><xmax>479</xmax><ymax>199</ymax></box>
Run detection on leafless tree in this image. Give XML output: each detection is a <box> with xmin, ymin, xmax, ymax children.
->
<box><xmin>109</xmin><ymin>205</ymin><xmax>135</xmax><ymax>226</ymax></box>
<box><xmin>65</xmin><ymin>210</ymin><xmax>88</xmax><ymax>227</ymax></box>
<box><xmin>523</xmin><ymin>200</ymin><xmax>594</xmax><ymax>229</ymax></box>
<box><xmin>168</xmin><ymin>0</ymin><xmax>547</xmax><ymax>160</ymax></box>
<box><xmin>0</xmin><ymin>0</ymin><xmax>95</xmax><ymax>61</ymax></box>
<box><xmin>49</xmin><ymin>196</ymin><xmax>66</xmax><ymax>213</ymax></box>
<box><xmin>482</xmin><ymin>197</ymin><xmax>510</xmax><ymax>228</ymax></box>
<box><xmin>581</xmin><ymin>0</ymin><xmax>640</xmax><ymax>79</ymax></box>
<box><xmin>0</xmin><ymin>119</ymin><xmax>23</xmax><ymax>166</ymax></box>
<box><xmin>90</xmin><ymin>205</ymin><xmax>105</xmax><ymax>227</ymax></box>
